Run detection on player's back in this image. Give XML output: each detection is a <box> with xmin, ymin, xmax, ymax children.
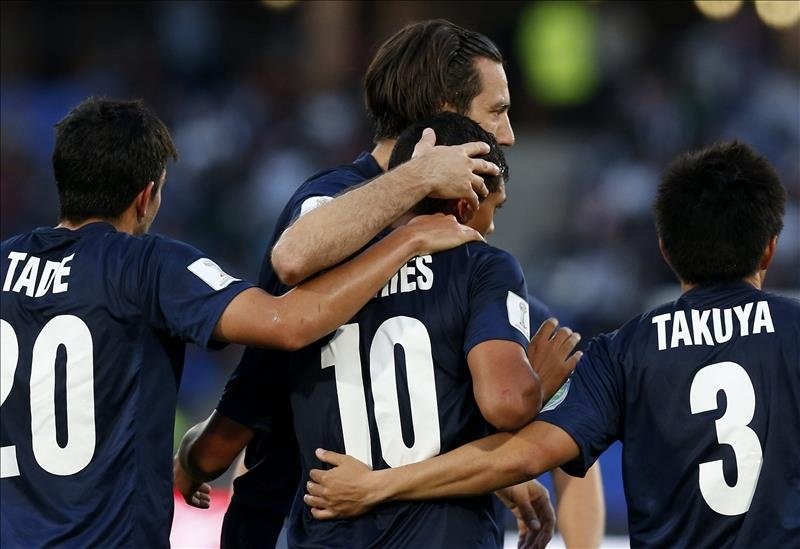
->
<box><xmin>1</xmin><ymin>223</ymin><xmax>247</xmax><ymax>548</ymax></box>
<box><xmin>286</xmin><ymin>240</ymin><xmax>530</xmax><ymax>548</ymax></box>
<box><xmin>585</xmin><ymin>282</ymin><xmax>799</xmax><ymax>547</ymax></box>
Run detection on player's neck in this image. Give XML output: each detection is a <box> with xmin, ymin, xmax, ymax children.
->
<box><xmin>681</xmin><ymin>272</ymin><xmax>763</xmax><ymax>294</ymax></box>
<box><xmin>371</xmin><ymin>139</ymin><xmax>396</xmax><ymax>171</ymax></box>
<box><xmin>57</xmin><ymin>213</ymin><xmax>137</xmax><ymax>235</ymax></box>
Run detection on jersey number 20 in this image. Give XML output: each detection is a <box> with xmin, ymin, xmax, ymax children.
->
<box><xmin>1</xmin><ymin>316</ymin><xmax>96</xmax><ymax>478</ymax></box>
<box><xmin>690</xmin><ymin>361</ymin><xmax>763</xmax><ymax>516</ymax></box>
<box><xmin>322</xmin><ymin>317</ymin><xmax>441</xmax><ymax>469</ymax></box>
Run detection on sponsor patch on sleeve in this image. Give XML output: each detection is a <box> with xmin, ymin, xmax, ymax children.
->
<box><xmin>299</xmin><ymin>195</ymin><xmax>334</xmax><ymax>218</ymax></box>
<box><xmin>187</xmin><ymin>258</ymin><xmax>240</xmax><ymax>291</ymax></box>
<box><xmin>506</xmin><ymin>291</ymin><xmax>530</xmax><ymax>339</ymax></box>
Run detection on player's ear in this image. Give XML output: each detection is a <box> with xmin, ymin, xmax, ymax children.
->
<box><xmin>758</xmin><ymin>235</ymin><xmax>778</xmax><ymax>271</ymax></box>
<box><xmin>657</xmin><ymin>239</ymin><xmax>671</xmax><ymax>267</ymax></box>
<box><xmin>455</xmin><ymin>199</ymin><xmax>475</xmax><ymax>225</ymax></box>
<box><xmin>134</xmin><ymin>182</ymin><xmax>156</xmax><ymax>222</ymax></box>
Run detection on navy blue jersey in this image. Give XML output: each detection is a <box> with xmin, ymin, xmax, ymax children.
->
<box><xmin>537</xmin><ymin>282</ymin><xmax>800</xmax><ymax>548</ymax></box>
<box><xmin>284</xmin><ymin>241</ymin><xmax>530</xmax><ymax>548</ymax></box>
<box><xmin>0</xmin><ymin>222</ymin><xmax>251</xmax><ymax>548</ymax></box>
<box><xmin>217</xmin><ymin>152</ymin><xmax>382</xmax><ymax>533</ymax></box>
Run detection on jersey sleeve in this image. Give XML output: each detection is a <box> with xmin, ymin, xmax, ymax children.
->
<box><xmin>536</xmin><ymin>332</ymin><xmax>624</xmax><ymax>477</ymax></box>
<box><xmin>463</xmin><ymin>247</ymin><xmax>531</xmax><ymax>355</ymax></box>
<box><xmin>139</xmin><ymin>237</ymin><xmax>253</xmax><ymax>349</ymax></box>
<box><xmin>216</xmin><ymin>346</ymin><xmax>289</xmax><ymax>431</ymax></box>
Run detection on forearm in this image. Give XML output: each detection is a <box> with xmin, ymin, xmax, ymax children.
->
<box><xmin>222</xmin><ymin>227</ymin><xmax>419</xmax><ymax>349</ymax></box>
<box><xmin>178</xmin><ymin>421</ymin><xmax>221</xmax><ymax>483</ymax></box>
<box><xmin>377</xmin><ymin>421</ymin><xmax>577</xmax><ymax>504</ymax></box>
<box><xmin>379</xmin><ymin>431</ymin><xmax>536</xmax><ymax>503</ymax></box>
<box><xmin>272</xmin><ymin>162</ymin><xmax>430</xmax><ymax>285</ymax></box>
<box><xmin>552</xmin><ymin>464</ymin><xmax>605</xmax><ymax>548</ymax></box>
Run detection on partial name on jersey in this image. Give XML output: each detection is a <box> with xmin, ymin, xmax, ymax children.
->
<box><xmin>2</xmin><ymin>251</ymin><xmax>74</xmax><ymax>297</ymax></box>
<box><xmin>651</xmin><ymin>300</ymin><xmax>774</xmax><ymax>351</ymax></box>
<box><xmin>377</xmin><ymin>255</ymin><xmax>434</xmax><ymax>298</ymax></box>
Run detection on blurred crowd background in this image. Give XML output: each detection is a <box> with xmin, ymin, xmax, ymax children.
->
<box><xmin>2</xmin><ymin>0</ymin><xmax>798</xmax><ymax>540</ymax></box>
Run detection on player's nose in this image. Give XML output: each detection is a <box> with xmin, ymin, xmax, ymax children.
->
<box><xmin>496</xmin><ymin>116</ymin><xmax>515</xmax><ymax>147</ymax></box>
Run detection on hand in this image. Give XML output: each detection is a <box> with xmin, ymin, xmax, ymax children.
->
<box><xmin>402</xmin><ymin>213</ymin><xmax>484</xmax><ymax>255</ymax></box>
<box><xmin>173</xmin><ymin>455</ymin><xmax>212</xmax><ymax>509</ymax></box>
<box><xmin>410</xmin><ymin>128</ymin><xmax>497</xmax><ymax>211</ymax></box>
<box><xmin>496</xmin><ymin>480</ymin><xmax>556</xmax><ymax>549</ymax></box>
<box><xmin>529</xmin><ymin>318</ymin><xmax>582</xmax><ymax>402</ymax></box>
<box><xmin>303</xmin><ymin>448</ymin><xmax>381</xmax><ymax>519</ymax></box>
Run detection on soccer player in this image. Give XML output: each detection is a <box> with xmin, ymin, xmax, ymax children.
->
<box><xmin>176</xmin><ymin>113</ymin><xmax>581</xmax><ymax>548</ymax></box>
<box><xmin>177</xmin><ymin>20</ymin><xmax>600</xmax><ymax>547</ymax></box>
<box><xmin>0</xmin><ymin>97</ymin><xmax>484</xmax><ymax>547</ymax></box>
<box><xmin>304</xmin><ymin>141</ymin><xmax>799</xmax><ymax>548</ymax></box>
<box><xmin>175</xmin><ymin>20</ymin><xmax>520</xmax><ymax>549</ymax></box>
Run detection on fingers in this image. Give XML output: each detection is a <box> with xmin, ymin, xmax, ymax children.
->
<box><xmin>411</xmin><ymin>128</ymin><xmax>437</xmax><ymax>158</ymax></box>
<box><xmin>309</xmin><ymin>468</ymin><xmax>325</xmax><ymax>483</ymax></box>
<box><xmin>533</xmin><ymin>318</ymin><xmax>559</xmax><ymax>341</ymax></box>
<box><xmin>189</xmin><ymin>489</ymin><xmax>211</xmax><ymax>509</ymax></box>
<box><xmin>315</xmin><ymin>447</ymin><xmax>344</xmax><ymax>466</ymax></box>
<box><xmin>464</xmin><ymin>185</ymin><xmax>481</xmax><ymax>214</ymax></box>
<box><xmin>459</xmin><ymin>140</ymin><xmax>491</xmax><ymax>157</ymax></box>
<box><xmin>198</xmin><ymin>483</ymin><xmax>211</xmax><ymax>494</ymax></box>
<box><xmin>310</xmin><ymin>507</ymin><xmax>337</xmax><ymax>520</ymax></box>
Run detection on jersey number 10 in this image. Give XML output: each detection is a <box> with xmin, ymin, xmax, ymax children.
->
<box><xmin>1</xmin><ymin>316</ymin><xmax>96</xmax><ymax>479</ymax></box>
<box><xmin>321</xmin><ymin>316</ymin><xmax>441</xmax><ymax>469</ymax></box>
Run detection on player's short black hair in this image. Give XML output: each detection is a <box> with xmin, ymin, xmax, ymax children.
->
<box><xmin>53</xmin><ymin>97</ymin><xmax>178</xmax><ymax>223</ymax></box>
<box><xmin>388</xmin><ymin>112</ymin><xmax>508</xmax><ymax>215</ymax></box>
<box><xmin>365</xmin><ymin>19</ymin><xmax>503</xmax><ymax>141</ymax></box>
<box><xmin>654</xmin><ymin>140</ymin><xmax>786</xmax><ymax>285</ymax></box>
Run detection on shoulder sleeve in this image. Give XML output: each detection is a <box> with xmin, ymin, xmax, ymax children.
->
<box><xmin>138</xmin><ymin>237</ymin><xmax>253</xmax><ymax>349</ymax></box>
<box><xmin>536</xmin><ymin>331</ymin><xmax>624</xmax><ymax>477</ymax></box>
<box><xmin>463</xmin><ymin>247</ymin><xmax>531</xmax><ymax>355</ymax></box>
<box><xmin>216</xmin><ymin>346</ymin><xmax>290</xmax><ymax>432</ymax></box>
<box><xmin>284</xmin><ymin>172</ymin><xmax>364</xmax><ymax>225</ymax></box>
<box><xmin>527</xmin><ymin>294</ymin><xmax>554</xmax><ymax>330</ymax></box>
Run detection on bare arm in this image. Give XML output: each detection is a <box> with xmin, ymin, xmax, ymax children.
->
<box><xmin>174</xmin><ymin>411</ymin><xmax>254</xmax><ymax>508</ymax></box>
<box><xmin>551</xmin><ymin>464</ymin><xmax>605</xmax><ymax>549</ymax></box>
<box><xmin>304</xmin><ymin>421</ymin><xmax>580</xmax><ymax>519</ymax></box>
<box><xmin>467</xmin><ymin>340</ymin><xmax>542</xmax><ymax>431</ymax></box>
<box><xmin>214</xmin><ymin>215</ymin><xmax>482</xmax><ymax>349</ymax></box>
<box><xmin>272</xmin><ymin>134</ymin><xmax>498</xmax><ymax>285</ymax></box>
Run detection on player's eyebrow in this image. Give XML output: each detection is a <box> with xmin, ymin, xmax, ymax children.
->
<box><xmin>492</xmin><ymin>101</ymin><xmax>510</xmax><ymax>112</ymax></box>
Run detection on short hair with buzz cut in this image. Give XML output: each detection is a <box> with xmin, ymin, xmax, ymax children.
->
<box><xmin>364</xmin><ymin>19</ymin><xmax>503</xmax><ymax>141</ymax></box>
<box><xmin>53</xmin><ymin>97</ymin><xmax>178</xmax><ymax>223</ymax></box>
<box><xmin>654</xmin><ymin>140</ymin><xmax>786</xmax><ymax>285</ymax></box>
<box><xmin>388</xmin><ymin>112</ymin><xmax>508</xmax><ymax>215</ymax></box>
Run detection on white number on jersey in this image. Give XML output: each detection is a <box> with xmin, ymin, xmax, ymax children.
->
<box><xmin>322</xmin><ymin>316</ymin><xmax>441</xmax><ymax>468</ymax></box>
<box><xmin>1</xmin><ymin>316</ymin><xmax>96</xmax><ymax>478</ymax></box>
<box><xmin>690</xmin><ymin>361</ymin><xmax>763</xmax><ymax>515</ymax></box>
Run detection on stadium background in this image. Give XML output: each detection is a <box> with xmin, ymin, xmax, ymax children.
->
<box><xmin>1</xmin><ymin>1</ymin><xmax>798</xmax><ymax>547</ymax></box>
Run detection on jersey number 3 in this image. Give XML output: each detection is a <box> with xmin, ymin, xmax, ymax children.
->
<box><xmin>690</xmin><ymin>361</ymin><xmax>763</xmax><ymax>516</ymax></box>
<box><xmin>322</xmin><ymin>317</ymin><xmax>441</xmax><ymax>469</ymax></box>
<box><xmin>1</xmin><ymin>316</ymin><xmax>96</xmax><ymax>478</ymax></box>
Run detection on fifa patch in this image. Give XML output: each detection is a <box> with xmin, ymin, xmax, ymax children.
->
<box><xmin>187</xmin><ymin>258</ymin><xmax>240</xmax><ymax>291</ymax></box>
<box><xmin>506</xmin><ymin>291</ymin><xmax>530</xmax><ymax>339</ymax></box>
<box><xmin>299</xmin><ymin>195</ymin><xmax>334</xmax><ymax>218</ymax></box>
<box><xmin>541</xmin><ymin>379</ymin><xmax>571</xmax><ymax>412</ymax></box>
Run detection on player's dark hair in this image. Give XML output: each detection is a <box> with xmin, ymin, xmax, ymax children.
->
<box><xmin>654</xmin><ymin>140</ymin><xmax>786</xmax><ymax>285</ymax></box>
<box><xmin>53</xmin><ymin>97</ymin><xmax>178</xmax><ymax>223</ymax></box>
<box><xmin>365</xmin><ymin>19</ymin><xmax>503</xmax><ymax>141</ymax></box>
<box><xmin>388</xmin><ymin>112</ymin><xmax>508</xmax><ymax>215</ymax></box>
